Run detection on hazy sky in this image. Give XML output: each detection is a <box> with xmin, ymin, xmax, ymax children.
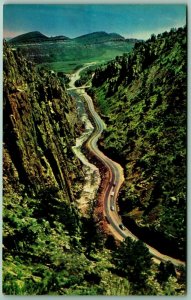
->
<box><xmin>3</xmin><ymin>4</ymin><xmax>186</xmax><ymax>40</ymax></box>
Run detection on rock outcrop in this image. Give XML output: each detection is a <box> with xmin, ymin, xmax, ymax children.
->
<box><xmin>3</xmin><ymin>41</ymin><xmax>83</xmax><ymax>201</ymax></box>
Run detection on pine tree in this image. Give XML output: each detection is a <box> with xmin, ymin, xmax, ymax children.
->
<box><xmin>113</xmin><ymin>237</ymin><xmax>152</xmax><ymax>286</ymax></box>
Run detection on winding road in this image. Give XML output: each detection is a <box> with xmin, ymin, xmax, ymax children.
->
<box><xmin>68</xmin><ymin>65</ymin><xmax>185</xmax><ymax>267</ymax></box>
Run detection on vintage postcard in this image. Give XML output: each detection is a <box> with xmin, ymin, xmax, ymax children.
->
<box><xmin>3</xmin><ymin>3</ymin><xmax>186</xmax><ymax>296</ymax></box>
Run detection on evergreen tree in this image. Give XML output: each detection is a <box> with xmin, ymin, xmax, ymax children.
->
<box><xmin>156</xmin><ymin>261</ymin><xmax>176</xmax><ymax>284</ymax></box>
<box><xmin>113</xmin><ymin>237</ymin><xmax>152</xmax><ymax>286</ymax></box>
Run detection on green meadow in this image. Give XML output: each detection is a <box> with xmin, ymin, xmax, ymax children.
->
<box><xmin>15</xmin><ymin>40</ymin><xmax>135</xmax><ymax>73</ymax></box>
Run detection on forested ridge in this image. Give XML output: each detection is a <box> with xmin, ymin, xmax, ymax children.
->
<box><xmin>89</xmin><ymin>26</ymin><xmax>186</xmax><ymax>259</ymax></box>
<box><xmin>3</xmin><ymin>25</ymin><xmax>186</xmax><ymax>296</ymax></box>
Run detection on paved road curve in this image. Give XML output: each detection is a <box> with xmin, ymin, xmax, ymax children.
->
<box><xmin>69</xmin><ymin>65</ymin><xmax>185</xmax><ymax>267</ymax></box>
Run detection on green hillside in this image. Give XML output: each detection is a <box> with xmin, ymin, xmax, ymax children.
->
<box><xmin>9</xmin><ymin>31</ymin><xmax>50</xmax><ymax>43</ymax></box>
<box><xmin>9</xmin><ymin>31</ymin><xmax>70</xmax><ymax>44</ymax></box>
<box><xmin>73</xmin><ymin>31</ymin><xmax>125</xmax><ymax>44</ymax></box>
<box><xmin>89</xmin><ymin>26</ymin><xmax>186</xmax><ymax>259</ymax></box>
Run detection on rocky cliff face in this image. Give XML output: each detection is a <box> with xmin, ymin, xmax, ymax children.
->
<box><xmin>3</xmin><ymin>41</ymin><xmax>83</xmax><ymax>201</ymax></box>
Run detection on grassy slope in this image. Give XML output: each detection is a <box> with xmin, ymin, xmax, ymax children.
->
<box><xmin>90</xmin><ymin>27</ymin><xmax>186</xmax><ymax>259</ymax></box>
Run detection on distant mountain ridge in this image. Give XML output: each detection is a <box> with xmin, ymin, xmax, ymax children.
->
<box><xmin>9</xmin><ymin>31</ymin><xmax>70</xmax><ymax>44</ymax></box>
<box><xmin>73</xmin><ymin>31</ymin><xmax>125</xmax><ymax>44</ymax></box>
<box><xmin>9</xmin><ymin>30</ymin><xmax>128</xmax><ymax>44</ymax></box>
